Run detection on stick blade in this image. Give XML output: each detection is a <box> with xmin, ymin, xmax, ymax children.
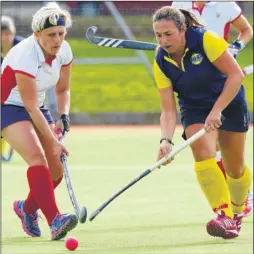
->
<box><xmin>89</xmin><ymin>209</ymin><xmax>100</xmax><ymax>222</ymax></box>
<box><xmin>86</xmin><ymin>26</ymin><xmax>98</xmax><ymax>43</ymax></box>
<box><xmin>79</xmin><ymin>206</ymin><xmax>87</xmax><ymax>223</ymax></box>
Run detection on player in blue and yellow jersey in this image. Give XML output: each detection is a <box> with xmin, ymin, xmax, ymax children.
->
<box><xmin>1</xmin><ymin>15</ymin><xmax>23</xmax><ymax>162</ymax></box>
<box><xmin>171</xmin><ymin>0</ymin><xmax>253</xmax><ymax>218</ymax></box>
<box><xmin>153</xmin><ymin>7</ymin><xmax>251</xmax><ymax>239</ymax></box>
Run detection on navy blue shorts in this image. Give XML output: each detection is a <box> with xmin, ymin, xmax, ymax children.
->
<box><xmin>180</xmin><ymin>98</ymin><xmax>250</xmax><ymax>140</ymax></box>
<box><xmin>1</xmin><ymin>104</ymin><xmax>54</xmax><ymax>130</ymax></box>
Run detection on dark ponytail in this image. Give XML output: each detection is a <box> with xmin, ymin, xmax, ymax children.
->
<box><xmin>153</xmin><ymin>6</ymin><xmax>204</xmax><ymax>31</ymax></box>
<box><xmin>179</xmin><ymin>9</ymin><xmax>204</xmax><ymax>28</ymax></box>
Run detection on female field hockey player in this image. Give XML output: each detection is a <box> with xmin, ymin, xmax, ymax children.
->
<box><xmin>1</xmin><ymin>15</ymin><xmax>24</xmax><ymax>162</ymax></box>
<box><xmin>1</xmin><ymin>2</ymin><xmax>77</xmax><ymax>240</ymax></box>
<box><xmin>171</xmin><ymin>0</ymin><xmax>254</xmax><ymax>217</ymax></box>
<box><xmin>153</xmin><ymin>7</ymin><xmax>251</xmax><ymax>239</ymax></box>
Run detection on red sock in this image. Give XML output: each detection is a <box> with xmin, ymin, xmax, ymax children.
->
<box><xmin>24</xmin><ymin>175</ymin><xmax>63</xmax><ymax>214</ymax></box>
<box><xmin>26</xmin><ymin>165</ymin><xmax>60</xmax><ymax>225</ymax></box>
<box><xmin>217</xmin><ymin>160</ymin><xmax>227</xmax><ymax>179</ymax></box>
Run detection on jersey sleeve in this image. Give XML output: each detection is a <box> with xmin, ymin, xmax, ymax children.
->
<box><xmin>203</xmin><ymin>30</ymin><xmax>229</xmax><ymax>62</ymax></box>
<box><xmin>153</xmin><ymin>60</ymin><xmax>172</xmax><ymax>89</ymax></box>
<box><xmin>61</xmin><ymin>40</ymin><xmax>73</xmax><ymax>66</ymax></box>
<box><xmin>224</xmin><ymin>2</ymin><xmax>242</xmax><ymax>22</ymax></box>
<box><xmin>13</xmin><ymin>53</ymin><xmax>38</xmax><ymax>78</ymax></box>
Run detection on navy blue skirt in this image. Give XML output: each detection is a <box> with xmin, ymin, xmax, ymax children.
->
<box><xmin>1</xmin><ymin>104</ymin><xmax>55</xmax><ymax>130</ymax></box>
<box><xmin>181</xmin><ymin>98</ymin><xmax>250</xmax><ymax>140</ymax></box>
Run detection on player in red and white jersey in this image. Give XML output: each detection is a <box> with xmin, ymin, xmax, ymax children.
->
<box><xmin>171</xmin><ymin>1</ymin><xmax>253</xmax><ymax>217</ymax></box>
<box><xmin>171</xmin><ymin>1</ymin><xmax>253</xmax><ymax>43</ymax></box>
<box><xmin>1</xmin><ymin>2</ymin><xmax>78</xmax><ymax>240</ymax></box>
<box><xmin>1</xmin><ymin>34</ymin><xmax>72</xmax><ymax>107</ymax></box>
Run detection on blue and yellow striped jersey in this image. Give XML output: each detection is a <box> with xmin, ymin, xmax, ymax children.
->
<box><xmin>154</xmin><ymin>27</ymin><xmax>245</xmax><ymax>109</ymax></box>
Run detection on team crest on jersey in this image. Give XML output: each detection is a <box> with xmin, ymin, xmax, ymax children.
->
<box><xmin>191</xmin><ymin>53</ymin><xmax>203</xmax><ymax>65</ymax></box>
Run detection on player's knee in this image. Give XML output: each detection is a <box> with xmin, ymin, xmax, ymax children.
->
<box><xmin>226</xmin><ymin>161</ymin><xmax>245</xmax><ymax>179</ymax></box>
<box><xmin>26</xmin><ymin>150</ymin><xmax>47</xmax><ymax>167</ymax></box>
<box><xmin>192</xmin><ymin>147</ymin><xmax>216</xmax><ymax>162</ymax></box>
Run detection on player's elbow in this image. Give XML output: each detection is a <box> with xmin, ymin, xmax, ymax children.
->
<box><xmin>233</xmin><ymin>69</ymin><xmax>245</xmax><ymax>85</ymax></box>
<box><xmin>242</xmin><ymin>25</ymin><xmax>253</xmax><ymax>40</ymax></box>
<box><xmin>248</xmin><ymin>26</ymin><xmax>253</xmax><ymax>39</ymax></box>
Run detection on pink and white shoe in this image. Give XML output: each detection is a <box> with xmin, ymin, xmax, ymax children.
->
<box><xmin>242</xmin><ymin>190</ymin><xmax>253</xmax><ymax>217</ymax></box>
<box><xmin>206</xmin><ymin>211</ymin><xmax>238</xmax><ymax>239</ymax></box>
<box><xmin>234</xmin><ymin>213</ymin><xmax>244</xmax><ymax>233</ymax></box>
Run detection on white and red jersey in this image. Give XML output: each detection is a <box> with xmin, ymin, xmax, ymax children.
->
<box><xmin>1</xmin><ymin>35</ymin><xmax>73</xmax><ymax>107</ymax></box>
<box><xmin>171</xmin><ymin>1</ymin><xmax>242</xmax><ymax>41</ymax></box>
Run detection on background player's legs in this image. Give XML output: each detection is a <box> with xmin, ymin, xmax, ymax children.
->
<box><xmin>215</xmin><ymin>142</ymin><xmax>226</xmax><ymax>179</ymax></box>
<box><xmin>2</xmin><ymin>138</ymin><xmax>7</xmax><ymax>154</ymax></box>
<box><xmin>1</xmin><ymin>138</ymin><xmax>14</xmax><ymax>162</ymax></box>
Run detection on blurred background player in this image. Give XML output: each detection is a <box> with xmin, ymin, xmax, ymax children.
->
<box><xmin>1</xmin><ymin>2</ymin><xmax>77</xmax><ymax>240</ymax></box>
<box><xmin>1</xmin><ymin>15</ymin><xmax>24</xmax><ymax>162</ymax></box>
<box><xmin>171</xmin><ymin>0</ymin><xmax>253</xmax><ymax>217</ymax></box>
<box><xmin>1</xmin><ymin>15</ymin><xmax>23</xmax><ymax>63</ymax></box>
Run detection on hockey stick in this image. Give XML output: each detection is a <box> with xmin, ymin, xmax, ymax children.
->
<box><xmin>89</xmin><ymin>128</ymin><xmax>206</xmax><ymax>222</ymax></box>
<box><xmin>86</xmin><ymin>26</ymin><xmax>157</xmax><ymax>51</ymax></box>
<box><xmin>1</xmin><ymin>147</ymin><xmax>14</xmax><ymax>162</ymax></box>
<box><xmin>57</xmin><ymin>129</ymin><xmax>87</xmax><ymax>223</ymax></box>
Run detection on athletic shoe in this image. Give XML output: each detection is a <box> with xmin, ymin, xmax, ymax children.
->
<box><xmin>234</xmin><ymin>213</ymin><xmax>244</xmax><ymax>233</ymax></box>
<box><xmin>50</xmin><ymin>213</ymin><xmax>78</xmax><ymax>240</ymax></box>
<box><xmin>243</xmin><ymin>190</ymin><xmax>253</xmax><ymax>217</ymax></box>
<box><xmin>13</xmin><ymin>200</ymin><xmax>41</xmax><ymax>237</ymax></box>
<box><xmin>206</xmin><ymin>210</ymin><xmax>238</xmax><ymax>239</ymax></box>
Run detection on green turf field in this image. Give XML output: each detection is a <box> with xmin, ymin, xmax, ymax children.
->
<box><xmin>2</xmin><ymin>127</ymin><xmax>253</xmax><ymax>254</ymax></box>
<box><xmin>68</xmin><ymin>38</ymin><xmax>253</xmax><ymax>113</ymax></box>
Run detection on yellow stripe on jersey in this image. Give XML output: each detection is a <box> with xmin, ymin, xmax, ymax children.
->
<box><xmin>153</xmin><ymin>60</ymin><xmax>172</xmax><ymax>89</ymax></box>
<box><xmin>164</xmin><ymin>56</ymin><xmax>178</xmax><ymax>68</ymax></box>
<box><xmin>203</xmin><ymin>30</ymin><xmax>229</xmax><ymax>62</ymax></box>
<box><xmin>164</xmin><ymin>48</ymin><xmax>189</xmax><ymax>72</ymax></box>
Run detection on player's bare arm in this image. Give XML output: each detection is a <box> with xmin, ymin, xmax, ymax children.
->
<box><xmin>211</xmin><ymin>50</ymin><xmax>244</xmax><ymax>113</ymax></box>
<box><xmin>55</xmin><ymin>61</ymin><xmax>72</xmax><ymax>117</ymax></box>
<box><xmin>158</xmin><ymin>86</ymin><xmax>177</xmax><ymax>164</ymax></box>
<box><xmin>232</xmin><ymin>14</ymin><xmax>253</xmax><ymax>46</ymax></box>
<box><xmin>16</xmin><ymin>74</ymin><xmax>56</xmax><ymax>142</ymax></box>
